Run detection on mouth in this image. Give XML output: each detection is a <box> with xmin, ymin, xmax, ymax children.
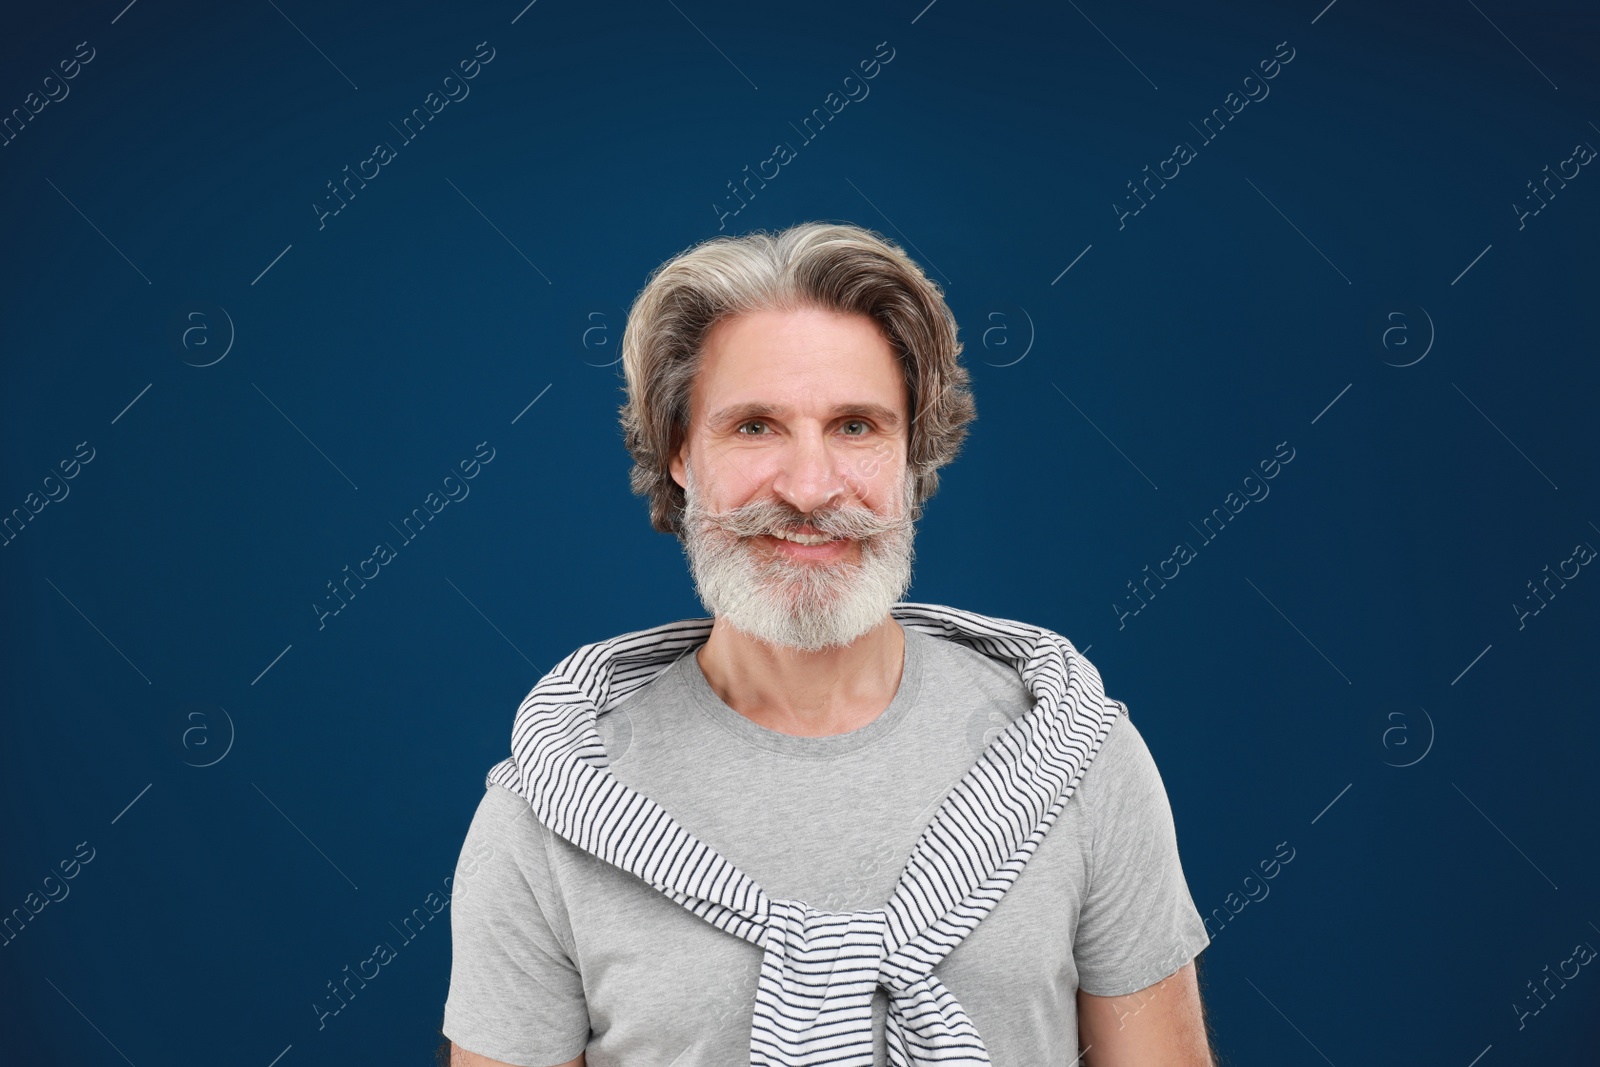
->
<box><xmin>757</xmin><ymin>529</ymin><xmax>852</xmax><ymax>560</ymax></box>
<box><xmin>772</xmin><ymin>528</ymin><xmax>833</xmax><ymax>546</ymax></box>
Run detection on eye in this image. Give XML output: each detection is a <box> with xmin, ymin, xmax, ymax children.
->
<box><xmin>736</xmin><ymin>420</ymin><xmax>768</xmax><ymax>436</ymax></box>
<box><xmin>841</xmin><ymin>419</ymin><xmax>870</xmax><ymax>436</ymax></box>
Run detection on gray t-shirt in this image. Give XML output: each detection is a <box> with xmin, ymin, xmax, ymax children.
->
<box><xmin>443</xmin><ymin>623</ymin><xmax>1209</xmax><ymax>1066</ymax></box>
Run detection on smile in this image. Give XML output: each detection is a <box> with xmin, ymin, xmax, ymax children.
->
<box><xmin>757</xmin><ymin>532</ymin><xmax>852</xmax><ymax>560</ymax></box>
<box><xmin>773</xmin><ymin>530</ymin><xmax>834</xmax><ymax>545</ymax></box>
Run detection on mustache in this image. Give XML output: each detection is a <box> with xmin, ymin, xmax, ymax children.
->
<box><xmin>697</xmin><ymin>495</ymin><xmax>910</xmax><ymax>541</ymax></box>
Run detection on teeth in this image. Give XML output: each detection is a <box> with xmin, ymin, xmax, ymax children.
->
<box><xmin>776</xmin><ymin>531</ymin><xmax>834</xmax><ymax>545</ymax></box>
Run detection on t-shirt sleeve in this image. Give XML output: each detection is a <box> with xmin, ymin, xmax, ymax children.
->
<box><xmin>443</xmin><ymin>783</ymin><xmax>591</xmax><ymax>1066</ymax></box>
<box><xmin>1072</xmin><ymin>713</ymin><xmax>1211</xmax><ymax>997</ymax></box>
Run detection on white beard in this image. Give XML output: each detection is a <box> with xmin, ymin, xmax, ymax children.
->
<box><xmin>679</xmin><ymin>461</ymin><xmax>917</xmax><ymax>653</ymax></box>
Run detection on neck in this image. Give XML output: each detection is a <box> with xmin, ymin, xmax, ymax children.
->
<box><xmin>695</xmin><ymin>613</ymin><xmax>906</xmax><ymax>737</ymax></box>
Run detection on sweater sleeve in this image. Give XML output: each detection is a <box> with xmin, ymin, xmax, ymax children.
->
<box><xmin>443</xmin><ymin>783</ymin><xmax>591</xmax><ymax>1066</ymax></box>
<box><xmin>1071</xmin><ymin>713</ymin><xmax>1211</xmax><ymax>997</ymax></box>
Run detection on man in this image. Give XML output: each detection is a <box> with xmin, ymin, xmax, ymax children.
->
<box><xmin>441</xmin><ymin>222</ymin><xmax>1214</xmax><ymax>1066</ymax></box>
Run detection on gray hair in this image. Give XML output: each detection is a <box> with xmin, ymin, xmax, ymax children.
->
<box><xmin>618</xmin><ymin>221</ymin><xmax>976</xmax><ymax>536</ymax></box>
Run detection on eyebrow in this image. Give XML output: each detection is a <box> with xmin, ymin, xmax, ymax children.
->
<box><xmin>704</xmin><ymin>402</ymin><xmax>904</xmax><ymax>430</ymax></box>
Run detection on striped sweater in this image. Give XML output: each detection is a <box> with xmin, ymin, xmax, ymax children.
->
<box><xmin>486</xmin><ymin>601</ymin><xmax>1123</xmax><ymax>1066</ymax></box>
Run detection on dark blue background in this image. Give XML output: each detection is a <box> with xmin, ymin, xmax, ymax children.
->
<box><xmin>3</xmin><ymin>0</ymin><xmax>1596</xmax><ymax>1063</ymax></box>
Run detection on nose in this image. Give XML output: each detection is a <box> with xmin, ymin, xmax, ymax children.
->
<box><xmin>770</xmin><ymin>423</ymin><xmax>849</xmax><ymax>518</ymax></box>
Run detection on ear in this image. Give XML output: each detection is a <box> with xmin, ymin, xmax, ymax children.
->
<box><xmin>669</xmin><ymin>436</ymin><xmax>689</xmax><ymax>490</ymax></box>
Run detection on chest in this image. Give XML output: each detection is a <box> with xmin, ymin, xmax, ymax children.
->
<box><xmin>545</xmin><ymin>796</ymin><xmax>1094</xmax><ymax>1065</ymax></box>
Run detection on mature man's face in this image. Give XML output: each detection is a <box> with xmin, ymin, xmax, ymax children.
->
<box><xmin>669</xmin><ymin>306</ymin><xmax>917</xmax><ymax>652</ymax></box>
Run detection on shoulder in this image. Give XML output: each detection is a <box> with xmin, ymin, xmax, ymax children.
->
<box><xmin>472</xmin><ymin>778</ymin><xmax>541</xmax><ymax>828</ymax></box>
<box><xmin>1076</xmin><ymin>712</ymin><xmax>1168</xmax><ymax>811</ymax></box>
<box><xmin>458</xmin><ymin>783</ymin><xmax>559</xmax><ymax>897</ymax></box>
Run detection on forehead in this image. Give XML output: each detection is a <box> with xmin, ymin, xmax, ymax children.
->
<box><xmin>689</xmin><ymin>306</ymin><xmax>908</xmax><ymax>420</ymax></box>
